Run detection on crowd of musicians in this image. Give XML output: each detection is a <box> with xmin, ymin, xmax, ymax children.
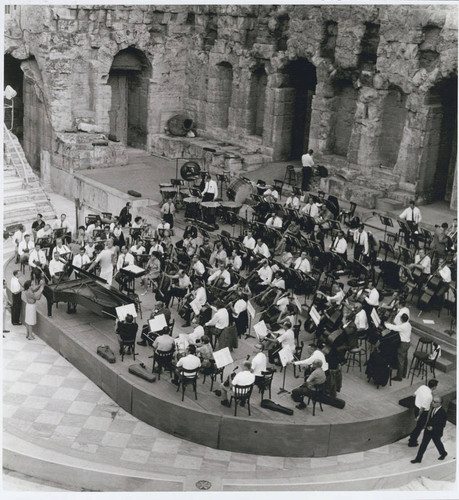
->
<box><xmin>7</xmin><ymin>174</ymin><xmax>457</xmax><ymax>411</ymax></box>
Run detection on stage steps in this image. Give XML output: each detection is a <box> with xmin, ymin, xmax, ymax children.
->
<box><xmin>3</xmin><ymin>127</ymin><xmax>55</xmax><ymax>230</ymax></box>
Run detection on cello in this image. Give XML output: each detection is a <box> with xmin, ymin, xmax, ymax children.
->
<box><xmin>418</xmin><ymin>271</ymin><xmax>443</xmax><ymax>311</ymax></box>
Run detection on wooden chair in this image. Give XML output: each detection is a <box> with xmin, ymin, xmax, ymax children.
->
<box><xmin>202</xmin><ymin>361</ymin><xmax>224</xmax><ymax>391</ymax></box>
<box><xmin>307</xmin><ymin>383</ymin><xmax>325</xmax><ymax>416</ymax></box>
<box><xmin>119</xmin><ymin>335</ymin><xmax>137</xmax><ymax>362</ymax></box>
<box><xmin>176</xmin><ymin>367</ymin><xmax>199</xmax><ymax>401</ymax></box>
<box><xmin>152</xmin><ymin>348</ymin><xmax>175</xmax><ymax>379</ymax></box>
<box><xmin>283</xmin><ymin>165</ymin><xmax>297</xmax><ymax>186</ymax></box>
<box><xmin>273</xmin><ymin>179</ymin><xmax>284</xmax><ymax>199</ymax></box>
<box><xmin>346</xmin><ymin>346</ymin><xmax>365</xmax><ymax>373</ymax></box>
<box><xmin>230</xmin><ymin>383</ymin><xmax>254</xmax><ymax>416</ymax></box>
<box><xmin>258</xmin><ymin>370</ymin><xmax>274</xmax><ymax>400</ymax></box>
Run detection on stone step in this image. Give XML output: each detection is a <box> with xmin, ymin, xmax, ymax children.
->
<box><xmin>390</xmin><ymin>190</ymin><xmax>414</xmax><ymax>205</ymax></box>
<box><xmin>4</xmin><ymin>191</ymin><xmax>52</xmax><ymax>204</ymax></box>
<box><xmin>375</xmin><ymin>197</ymin><xmax>405</xmax><ymax>212</ymax></box>
<box><xmin>3</xmin><ymin>178</ymin><xmax>24</xmax><ymax>190</ymax></box>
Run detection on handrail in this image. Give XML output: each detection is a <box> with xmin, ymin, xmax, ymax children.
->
<box><xmin>3</xmin><ymin>124</ymin><xmax>30</xmax><ymax>187</ymax></box>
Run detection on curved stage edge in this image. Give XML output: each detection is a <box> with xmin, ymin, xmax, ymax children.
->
<box><xmin>30</xmin><ymin>309</ymin><xmax>416</xmax><ymax>458</ymax></box>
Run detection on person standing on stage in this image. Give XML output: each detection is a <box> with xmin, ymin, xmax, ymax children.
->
<box><xmin>408</xmin><ymin>378</ymin><xmax>438</xmax><ymax>447</ymax></box>
<box><xmin>9</xmin><ymin>270</ymin><xmax>23</xmax><ymax>326</ymax></box>
<box><xmin>301</xmin><ymin>149</ymin><xmax>314</xmax><ymax>192</ymax></box>
<box><xmin>160</xmin><ymin>199</ymin><xmax>175</xmax><ymax>228</ymax></box>
<box><xmin>353</xmin><ymin>224</ymin><xmax>369</xmax><ymax>261</ymax></box>
<box><xmin>118</xmin><ymin>202</ymin><xmax>132</xmax><ymax>227</ymax></box>
<box><xmin>87</xmin><ymin>243</ymin><xmax>115</xmax><ymax>287</ymax></box>
<box><xmin>399</xmin><ymin>200</ymin><xmax>422</xmax><ymax>248</ymax></box>
<box><xmin>411</xmin><ymin>395</ymin><xmax>448</xmax><ymax>463</ymax></box>
<box><xmin>384</xmin><ymin>313</ymin><xmax>411</xmax><ymax>381</ymax></box>
<box><xmin>23</xmin><ymin>278</ymin><xmax>45</xmax><ymax>340</ymax></box>
<box><xmin>202</xmin><ymin>174</ymin><xmax>218</xmax><ymax>202</ymax></box>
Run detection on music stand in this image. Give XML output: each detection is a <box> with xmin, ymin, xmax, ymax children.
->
<box><xmin>397</xmin><ymin>245</ymin><xmax>413</xmax><ymax>265</ymax></box>
<box><xmin>327</xmin><ymin>219</ymin><xmax>342</xmax><ymax>237</ymax></box>
<box><xmin>93</xmin><ymin>229</ymin><xmax>105</xmax><ymax>239</ymax></box>
<box><xmin>352</xmin><ymin>258</ymin><xmax>369</xmax><ymax>280</ymax></box>
<box><xmin>378</xmin><ymin>240</ymin><xmax>394</xmax><ymax>260</ymax></box>
<box><xmin>379</xmin><ymin>215</ymin><xmax>394</xmax><ymax>242</ymax></box>
<box><xmin>53</xmin><ymin>228</ymin><xmax>66</xmax><ymax>239</ymax></box>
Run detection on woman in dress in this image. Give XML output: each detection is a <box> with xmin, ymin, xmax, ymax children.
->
<box><xmin>23</xmin><ymin>278</ymin><xmax>45</xmax><ymax>340</ymax></box>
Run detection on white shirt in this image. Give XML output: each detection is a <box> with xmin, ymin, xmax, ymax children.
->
<box><xmin>414</xmin><ymin>385</ymin><xmax>433</xmax><ymax>411</ymax></box>
<box><xmin>251</xmin><ymin>352</ymin><xmax>267</xmax><ymax>377</ymax></box>
<box><xmin>439</xmin><ymin>265</ymin><xmax>452</xmax><ymax>283</ymax></box>
<box><xmin>72</xmin><ymin>253</ymin><xmax>91</xmax><ymax>269</ymax></box>
<box><xmin>385</xmin><ymin>320</ymin><xmax>412</xmax><ymax>343</ymax></box>
<box><xmin>49</xmin><ymin>258</ymin><xmax>65</xmax><ymax>277</ymax></box>
<box><xmin>394</xmin><ymin>306</ymin><xmax>410</xmax><ymax>325</ymax></box>
<box><xmin>271</xmin><ymin>278</ymin><xmax>285</xmax><ymax>290</ymax></box>
<box><xmin>400</xmin><ymin>206</ymin><xmax>422</xmax><ymax>224</ymax></box>
<box><xmin>266</xmin><ymin>216</ymin><xmax>282</xmax><ymax>228</ymax></box>
<box><xmin>301</xmin><ymin>203</ymin><xmax>319</xmax><ymax>218</ymax></box>
<box><xmin>277</xmin><ymin>328</ymin><xmax>295</xmax><ymax>351</ymax></box>
<box><xmin>37</xmin><ymin>228</ymin><xmax>53</xmax><ymax>239</ymax></box>
<box><xmin>53</xmin><ymin>218</ymin><xmax>70</xmax><ymax>230</ymax></box>
<box><xmin>188</xmin><ymin>325</ymin><xmax>205</xmax><ymax>344</ymax></box>
<box><xmin>193</xmin><ymin>260</ymin><xmax>206</xmax><ymax>276</ymax></box>
<box><xmin>203</xmin><ymin>179</ymin><xmax>218</xmax><ymax>198</ymax></box>
<box><xmin>208</xmin><ymin>269</ymin><xmax>231</xmax><ymax>287</ymax></box>
<box><xmin>326</xmin><ymin>289</ymin><xmax>345</xmax><ymax>305</ymax></box>
<box><xmin>243</xmin><ymin>236</ymin><xmax>256</xmax><ymax>250</ymax></box>
<box><xmin>331</xmin><ymin>237</ymin><xmax>348</xmax><ymax>255</ymax></box>
<box><xmin>294</xmin><ymin>350</ymin><xmax>328</xmax><ymax>372</ymax></box>
<box><xmin>54</xmin><ymin>245</ymin><xmax>70</xmax><ymax>256</ymax></box>
<box><xmin>176</xmin><ymin>354</ymin><xmax>201</xmax><ymax>373</ymax></box>
<box><xmin>230</xmin><ymin>255</ymin><xmax>242</xmax><ymax>271</ymax></box>
<box><xmin>232</xmin><ymin>370</ymin><xmax>255</xmax><ymax>387</ymax></box>
<box><xmin>285</xmin><ymin>196</ymin><xmax>300</xmax><ymax>209</ymax></box>
<box><xmin>161</xmin><ymin>201</ymin><xmax>175</xmax><ymax>215</ymax></box>
<box><xmin>414</xmin><ymin>254</ymin><xmax>431</xmax><ymax>274</ymax></box>
<box><xmin>354</xmin><ymin>230</ymin><xmax>369</xmax><ymax>255</ymax></box>
<box><xmin>149</xmin><ymin>243</ymin><xmax>164</xmax><ymax>255</ymax></box>
<box><xmin>258</xmin><ymin>266</ymin><xmax>273</xmax><ymax>285</ymax></box>
<box><xmin>194</xmin><ymin>287</ymin><xmax>207</xmax><ymax>310</ymax></box>
<box><xmin>18</xmin><ymin>240</ymin><xmax>35</xmax><ymax>256</ymax></box>
<box><xmin>301</xmin><ymin>153</ymin><xmax>314</xmax><ymax>167</ymax></box>
<box><xmin>130</xmin><ymin>245</ymin><xmax>145</xmax><ymax>256</ymax></box>
<box><xmin>10</xmin><ymin>276</ymin><xmax>22</xmax><ymax>294</ymax></box>
<box><xmin>254</xmin><ymin>243</ymin><xmax>270</xmax><ymax>259</ymax></box>
<box><xmin>12</xmin><ymin>230</ymin><xmax>24</xmax><ymax>245</ymax></box>
<box><xmin>277</xmin><ymin>296</ymin><xmax>290</xmax><ymax>313</ymax></box>
<box><xmin>206</xmin><ymin>308</ymin><xmax>229</xmax><ymax>330</ymax></box>
<box><xmin>28</xmin><ymin>249</ymin><xmax>47</xmax><ymax>268</ymax></box>
<box><xmin>85</xmin><ymin>244</ymin><xmax>96</xmax><ymax>259</ymax></box>
<box><xmin>294</xmin><ymin>257</ymin><xmax>311</xmax><ymax>273</ymax></box>
<box><xmin>355</xmin><ymin>309</ymin><xmax>368</xmax><ymax>331</ymax></box>
<box><xmin>116</xmin><ymin>252</ymin><xmax>135</xmax><ymax>272</ymax></box>
<box><xmin>233</xmin><ymin>298</ymin><xmax>247</xmax><ymax>316</ymax></box>
<box><xmin>365</xmin><ymin>288</ymin><xmax>380</xmax><ymax>307</ymax></box>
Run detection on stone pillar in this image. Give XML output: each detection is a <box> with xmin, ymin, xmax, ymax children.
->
<box><xmin>450</xmin><ymin>161</ymin><xmax>457</xmax><ymax>210</ymax></box>
<box><xmin>269</xmin><ymin>87</ymin><xmax>295</xmax><ymax>160</ymax></box>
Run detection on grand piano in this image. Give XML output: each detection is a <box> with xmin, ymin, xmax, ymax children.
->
<box><xmin>43</xmin><ymin>265</ymin><xmax>135</xmax><ymax>318</ymax></box>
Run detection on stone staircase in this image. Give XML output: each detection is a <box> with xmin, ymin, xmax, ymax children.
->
<box><xmin>3</xmin><ymin>126</ymin><xmax>55</xmax><ymax>230</ymax></box>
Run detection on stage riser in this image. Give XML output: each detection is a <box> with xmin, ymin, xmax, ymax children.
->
<box><xmin>33</xmin><ymin>310</ymin><xmax>416</xmax><ymax>458</ymax></box>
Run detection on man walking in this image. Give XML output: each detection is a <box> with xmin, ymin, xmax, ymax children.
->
<box><xmin>408</xmin><ymin>379</ymin><xmax>438</xmax><ymax>447</ymax></box>
<box><xmin>411</xmin><ymin>396</ymin><xmax>448</xmax><ymax>463</ymax></box>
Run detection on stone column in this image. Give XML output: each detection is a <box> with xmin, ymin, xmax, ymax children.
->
<box><xmin>450</xmin><ymin>162</ymin><xmax>457</xmax><ymax>210</ymax></box>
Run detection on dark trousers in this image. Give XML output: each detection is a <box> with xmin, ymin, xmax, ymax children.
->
<box><xmin>354</xmin><ymin>244</ymin><xmax>364</xmax><ymax>261</ymax></box>
<box><xmin>11</xmin><ymin>292</ymin><xmax>22</xmax><ymax>324</ymax></box>
<box><xmin>202</xmin><ymin>193</ymin><xmax>215</xmax><ymax>202</ymax></box>
<box><xmin>302</xmin><ymin>166</ymin><xmax>312</xmax><ymax>192</ymax></box>
<box><xmin>409</xmin><ymin>409</ymin><xmax>428</xmax><ymax>445</ymax></box>
<box><xmin>163</xmin><ymin>213</ymin><xmax>174</xmax><ymax>228</ymax></box>
<box><xmin>164</xmin><ymin>287</ymin><xmax>187</xmax><ymax>307</ymax></box>
<box><xmin>415</xmin><ymin>429</ymin><xmax>446</xmax><ymax>461</ymax></box>
<box><xmin>397</xmin><ymin>341</ymin><xmax>410</xmax><ymax>378</ymax></box>
<box><xmin>405</xmin><ymin>221</ymin><xmax>419</xmax><ymax>249</ymax></box>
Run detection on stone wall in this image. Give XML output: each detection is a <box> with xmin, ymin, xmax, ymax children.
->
<box><xmin>4</xmin><ymin>4</ymin><xmax>458</xmax><ymax>206</ymax></box>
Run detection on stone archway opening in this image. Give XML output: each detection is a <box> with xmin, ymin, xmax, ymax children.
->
<box><xmin>281</xmin><ymin>58</ymin><xmax>317</xmax><ymax>160</ymax></box>
<box><xmin>4</xmin><ymin>54</ymin><xmax>24</xmax><ymax>143</ymax></box>
<box><xmin>108</xmin><ymin>47</ymin><xmax>151</xmax><ymax>148</ymax></box>
<box><xmin>215</xmin><ymin>62</ymin><xmax>233</xmax><ymax>129</ymax></box>
<box><xmin>248</xmin><ymin>66</ymin><xmax>267</xmax><ymax>137</ymax></box>
<box><xmin>423</xmin><ymin>77</ymin><xmax>457</xmax><ymax>202</ymax></box>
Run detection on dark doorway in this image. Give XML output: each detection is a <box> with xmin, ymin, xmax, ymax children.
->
<box><xmin>108</xmin><ymin>48</ymin><xmax>151</xmax><ymax>148</ymax></box>
<box><xmin>215</xmin><ymin>62</ymin><xmax>233</xmax><ymax>129</ymax></box>
<box><xmin>248</xmin><ymin>66</ymin><xmax>267</xmax><ymax>136</ymax></box>
<box><xmin>4</xmin><ymin>54</ymin><xmax>24</xmax><ymax>143</ymax></box>
<box><xmin>282</xmin><ymin>59</ymin><xmax>317</xmax><ymax>160</ymax></box>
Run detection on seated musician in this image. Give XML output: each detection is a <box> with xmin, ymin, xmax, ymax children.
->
<box><xmin>187</xmin><ymin>320</ymin><xmax>205</xmax><ymax>345</ymax></box>
<box><xmin>28</xmin><ymin>242</ymin><xmax>49</xmax><ymax>283</ymax></box>
<box><xmin>132</xmin><ymin>216</ymin><xmax>144</xmax><ymax>229</ymax></box>
<box><xmin>196</xmin><ymin>336</ymin><xmax>214</xmax><ymax>369</ymax></box>
<box><xmin>435</xmin><ymin>257</ymin><xmax>452</xmax><ymax>299</ymax></box>
<box><xmin>86</xmin><ymin>219</ymin><xmax>102</xmax><ymax>240</ymax></box>
<box><xmin>257</xmin><ymin>270</ymin><xmax>285</xmax><ymax>306</ymax></box>
<box><xmin>111</xmin><ymin>222</ymin><xmax>125</xmax><ymax>249</ymax></box>
<box><xmin>243</xmin><ymin>230</ymin><xmax>256</xmax><ymax>251</ymax></box>
<box><xmin>72</xmin><ymin>246</ymin><xmax>91</xmax><ymax>278</ymax></box>
<box><xmin>115</xmin><ymin>313</ymin><xmax>138</xmax><ymax>355</ymax></box>
<box><xmin>48</xmin><ymin>253</ymin><xmax>66</xmax><ymax>283</ymax></box>
<box><xmin>330</xmin><ymin>230</ymin><xmax>348</xmax><ymax>260</ymax></box>
<box><xmin>292</xmin><ymin>342</ymin><xmax>329</xmax><ymax>375</ymax></box>
<box><xmin>53</xmin><ymin>237</ymin><xmax>71</xmax><ymax>259</ymax></box>
<box><xmin>250</xmin><ymin>259</ymin><xmax>273</xmax><ymax>295</ymax></box>
<box><xmin>250</xmin><ymin>238</ymin><xmax>270</xmax><ymax>268</ymax></box>
<box><xmin>183</xmin><ymin>224</ymin><xmax>198</xmax><ymax>240</ymax></box>
<box><xmin>220</xmin><ymin>361</ymin><xmax>255</xmax><ymax>407</ymax></box>
<box><xmin>362</xmin><ymin>281</ymin><xmax>380</xmax><ymax>315</ymax></box>
<box><xmin>198</xmin><ymin>237</ymin><xmax>212</xmax><ymax>261</ymax></box>
<box><xmin>262</xmin><ymin>320</ymin><xmax>295</xmax><ymax>365</ymax></box>
<box><xmin>408</xmin><ymin>248</ymin><xmax>431</xmax><ymax>284</ymax></box>
<box><xmin>137</xmin><ymin>301</ymin><xmax>172</xmax><ymax>346</ymax></box>
<box><xmin>291</xmin><ymin>359</ymin><xmax>327</xmax><ymax>410</ymax></box>
<box><xmin>202</xmin><ymin>174</ymin><xmax>218</xmax><ymax>202</ymax></box>
<box><xmin>251</xmin><ymin>343</ymin><xmax>268</xmax><ymax>390</ymax></box>
<box><xmin>293</xmin><ymin>251</ymin><xmax>311</xmax><ymax>274</ymax></box>
<box><xmin>353</xmin><ymin>302</ymin><xmax>369</xmax><ymax>333</ymax></box>
<box><xmin>317</xmin><ymin>282</ymin><xmax>345</xmax><ymax>310</ymax></box>
<box><xmin>208</xmin><ymin>262</ymin><xmax>231</xmax><ymax>289</ymax></box>
<box><xmin>274</xmin><ymin>220</ymin><xmax>301</xmax><ymax>255</ymax></box>
<box><xmin>18</xmin><ymin>234</ymin><xmax>35</xmax><ymax>266</ymax></box>
<box><xmin>52</xmin><ymin>213</ymin><xmax>71</xmax><ymax>232</ymax></box>
<box><xmin>209</xmin><ymin>241</ymin><xmax>227</xmax><ymax>267</ymax></box>
<box><xmin>129</xmin><ymin>239</ymin><xmax>146</xmax><ymax>256</ymax></box>
<box><xmin>84</xmin><ymin>238</ymin><xmax>96</xmax><ymax>260</ymax></box>
<box><xmin>152</xmin><ymin>329</ymin><xmax>175</xmax><ymax>369</ymax></box>
<box><xmin>263</xmin><ymin>187</ymin><xmax>279</xmax><ymax>203</ymax></box>
<box><xmin>172</xmin><ymin>344</ymin><xmax>201</xmax><ymax>385</ymax></box>
<box><xmin>178</xmin><ymin>235</ymin><xmax>197</xmax><ymax>259</ymax></box>
<box><xmin>114</xmin><ymin>246</ymin><xmax>135</xmax><ymax>291</ymax></box>
<box><xmin>310</xmin><ymin>224</ymin><xmax>326</xmax><ymax>265</ymax></box>
<box><xmin>300</xmin><ymin>196</ymin><xmax>319</xmax><ymax>218</ymax></box>
<box><xmin>75</xmin><ymin>226</ymin><xmax>87</xmax><ymax>247</ymax></box>
<box><xmin>261</xmin><ymin>292</ymin><xmax>290</xmax><ymax>326</ymax></box>
<box><xmin>149</xmin><ymin>238</ymin><xmax>164</xmax><ymax>256</ymax></box>
<box><xmin>31</xmin><ymin>213</ymin><xmax>45</xmax><ymax>238</ymax></box>
<box><xmin>230</xmin><ymin>288</ymin><xmax>249</xmax><ymax>337</ymax></box>
<box><xmin>284</xmin><ymin>193</ymin><xmax>300</xmax><ymax>210</ymax></box>
<box><xmin>164</xmin><ymin>269</ymin><xmax>191</xmax><ymax>307</ymax></box>
<box><xmin>141</xmin><ymin>251</ymin><xmax>162</xmax><ymax>294</ymax></box>
<box><xmin>36</xmin><ymin>224</ymin><xmax>53</xmax><ymax>240</ymax></box>
<box><xmin>108</xmin><ymin>216</ymin><xmax>120</xmax><ymax>231</ymax></box>
<box><xmin>191</xmin><ymin>254</ymin><xmax>206</xmax><ymax>279</ymax></box>
<box><xmin>156</xmin><ymin>217</ymin><xmax>171</xmax><ymax>237</ymax></box>
<box><xmin>182</xmin><ymin>279</ymin><xmax>207</xmax><ymax>327</ymax></box>
<box><xmin>280</xmin><ymin>250</ymin><xmax>294</xmax><ymax>267</ymax></box>
<box><xmin>266</xmin><ymin>212</ymin><xmax>282</xmax><ymax>228</ymax></box>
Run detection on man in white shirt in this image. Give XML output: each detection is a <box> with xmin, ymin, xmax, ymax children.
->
<box><xmin>265</xmin><ymin>213</ymin><xmax>282</xmax><ymax>228</ymax></box>
<box><xmin>400</xmin><ymin>200</ymin><xmax>422</xmax><ymax>248</ymax></box>
<box><xmin>208</xmin><ymin>262</ymin><xmax>231</xmax><ymax>288</ymax></box>
<box><xmin>9</xmin><ymin>270</ymin><xmax>23</xmax><ymax>325</ymax></box>
<box><xmin>85</xmin><ymin>239</ymin><xmax>96</xmax><ymax>259</ymax></box>
<box><xmin>253</xmin><ymin>238</ymin><xmax>270</xmax><ymax>260</ymax></box>
<box><xmin>409</xmin><ymin>248</ymin><xmax>431</xmax><ymax>283</ymax></box>
<box><xmin>53</xmin><ymin>213</ymin><xmax>71</xmax><ymax>231</ymax></box>
<box><xmin>363</xmin><ymin>281</ymin><xmax>380</xmax><ymax>313</ymax></box>
<box><xmin>285</xmin><ymin>194</ymin><xmax>300</xmax><ymax>210</ymax></box>
<box><xmin>243</xmin><ymin>231</ymin><xmax>256</xmax><ymax>251</ymax></box>
<box><xmin>37</xmin><ymin>224</ymin><xmax>53</xmax><ymax>240</ymax></box>
<box><xmin>353</xmin><ymin>224</ymin><xmax>369</xmax><ymax>261</ymax></box>
<box><xmin>263</xmin><ymin>188</ymin><xmax>279</xmax><ymax>203</ymax></box>
<box><xmin>393</xmin><ymin>298</ymin><xmax>410</xmax><ymax>325</ymax></box>
<box><xmin>252</xmin><ymin>260</ymin><xmax>273</xmax><ymax>294</ymax></box>
<box><xmin>385</xmin><ymin>313</ymin><xmax>411</xmax><ymax>381</ymax></box>
<box><xmin>408</xmin><ymin>379</ymin><xmax>438</xmax><ymax>447</ymax></box>
<box><xmin>72</xmin><ymin>247</ymin><xmax>91</xmax><ymax>276</ymax></box>
<box><xmin>301</xmin><ymin>197</ymin><xmax>319</xmax><ymax>218</ymax></box>
<box><xmin>301</xmin><ymin>149</ymin><xmax>314</xmax><ymax>191</ymax></box>
<box><xmin>319</xmin><ymin>283</ymin><xmax>345</xmax><ymax>307</ymax></box>
<box><xmin>53</xmin><ymin>238</ymin><xmax>71</xmax><ymax>258</ymax></box>
<box><xmin>116</xmin><ymin>245</ymin><xmax>135</xmax><ymax>272</ymax></box>
<box><xmin>164</xmin><ymin>269</ymin><xmax>191</xmax><ymax>307</ymax></box>
<box><xmin>191</xmin><ymin>255</ymin><xmax>206</xmax><ymax>278</ymax></box>
<box><xmin>251</xmin><ymin>344</ymin><xmax>268</xmax><ymax>390</ymax></box>
<box><xmin>437</xmin><ymin>258</ymin><xmax>452</xmax><ymax>284</ymax></box>
<box><xmin>293</xmin><ymin>251</ymin><xmax>311</xmax><ymax>274</ymax></box>
<box><xmin>330</xmin><ymin>230</ymin><xmax>348</xmax><ymax>257</ymax></box>
<box><xmin>354</xmin><ymin>303</ymin><xmax>369</xmax><ymax>332</ymax></box>
<box><xmin>49</xmin><ymin>253</ymin><xmax>66</xmax><ymax>282</ymax></box>
<box><xmin>205</xmin><ymin>301</ymin><xmax>230</xmax><ymax>348</ymax></box>
<box><xmin>173</xmin><ymin>345</ymin><xmax>201</xmax><ymax>385</ymax></box>
<box><xmin>29</xmin><ymin>242</ymin><xmax>49</xmax><ymax>282</ymax></box>
<box><xmin>221</xmin><ymin>361</ymin><xmax>256</xmax><ymax>406</ymax></box>
<box><xmin>202</xmin><ymin>174</ymin><xmax>218</xmax><ymax>202</ymax></box>
<box><xmin>182</xmin><ymin>281</ymin><xmax>207</xmax><ymax>327</ymax></box>
<box><xmin>12</xmin><ymin>225</ymin><xmax>25</xmax><ymax>262</ymax></box>
<box><xmin>18</xmin><ymin>234</ymin><xmax>35</xmax><ymax>265</ymax></box>
<box><xmin>293</xmin><ymin>343</ymin><xmax>329</xmax><ymax>372</ymax></box>
<box><xmin>129</xmin><ymin>241</ymin><xmax>146</xmax><ymax>256</ymax></box>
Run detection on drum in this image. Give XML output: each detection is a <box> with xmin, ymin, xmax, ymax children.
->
<box><xmin>184</xmin><ymin>197</ymin><xmax>201</xmax><ymax>219</ymax></box>
<box><xmin>201</xmin><ymin>201</ymin><xmax>221</xmax><ymax>226</ymax></box>
<box><xmin>220</xmin><ymin>201</ymin><xmax>242</xmax><ymax>224</ymax></box>
<box><xmin>160</xmin><ymin>186</ymin><xmax>176</xmax><ymax>202</ymax></box>
<box><xmin>227</xmin><ymin>177</ymin><xmax>254</xmax><ymax>204</ymax></box>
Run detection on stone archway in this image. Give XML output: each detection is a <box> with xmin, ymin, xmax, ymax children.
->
<box><xmin>4</xmin><ymin>54</ymin><xmax>24</xmax><ymax>142</ymax></box>
<box><xmin>248</xmin><ymin>66</ymin><xmax>267</xmax><ymax>137</ymax></box>
<box><xmin>419</xmin><ymin>77</ymin><xmax>457</xmax><ymax>202</ymax></box>
<box><xmin>281</xmin><ymin>58</ymin><xmax>317</xmax><ymax>160</ymax></box>
<box><xmin>108</xmin><ymin>47</ymin><xmax>151</xmax><ymax>148</ymax></box>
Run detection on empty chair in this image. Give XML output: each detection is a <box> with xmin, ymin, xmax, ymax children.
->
<box><xmin>258</xmin><ymin>370</ymin><xmax>274</xmax><ymax>400</ymax></box>
<box><xmin>283</xmin><ymin>165</ymin><xmax>297</xmax><ymax>186</ymax></box>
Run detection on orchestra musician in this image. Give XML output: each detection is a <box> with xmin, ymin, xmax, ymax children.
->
<box><xmin>262</xmin><ymin>319</ymin><xmax>295</xmax><ymax>366</ymax></box>
<box><xmin>36</xmin><ymin>223</ymin><xmax>53</xmax><ymax>240</ymax></box>
<box><xmin>18</xmin><ymin>234</ymin><xmax>35</xmax><ymax>266</ymax></box>
<box><xmin>230</xmin><ymin>288</ymin><xmax>249</xmax><ymax>338</ymax></box>
<box><xmin>256</xmin><ymin>270</ymin><xmax>286</xmax><ymax>306</ymax></box>
<box><xmin>48</xmin><ymin>252</ymin><xmax>67</xmax><ymax>283</ymax></box>
<box><xmin>263</xmin><ymin>186</ymin><xmax>279</xmax><ymax>203</ymax></box>
<box><xmin>31</xmin><ymin>213</ymin><xmax>45</xmax><ymax>238</ymax></box>
<box><xmin>409</xmin><ymin>248</ymin><xmax>431</xmax><ymax>285</ymax></box>
<box><xmin>28</xmin><ymin>242</ymin><xmax>49</xmax><ymax>283</ymax></box>
<box><xmin>353</xmin><ymin>224</ymin><xmax>369</xmax><ymax>261</ymax></box>
<box><xmin>205</xmin><ymin>299</ymin><xmax>230</xmax><ymax>348</ymax></box>
<box><xmin>249</xmin><ymin>259</ymin><xmax>273</xmax><ymax>295</ymax></box>
<box><xmin>160</xmin><ymin>198</ymin><xmax>175</xmax><ymax>228</ymax></box>
<box><xmin>181</xmin><ymin>279</ymin><xmax>207</xmax><ymax>327</ymax></box>
<box><xmin>53</xmin><ymin>237</ymin><xmax>71</xmax><ymax>259</ymax></box>
<box><xmin>114</xmin><ymin>245</ymin><xmax>135</xmax><ymax>291</ymax></box>
<box><xmin>141</xmin><ymin>251</ymin><xmax>162</xmax><ymax>294</ymax></box>
<box><xmin>163</xmin><ymin>269</ymin><xmax>191</xmax><ymax>308</ymax></box>
<box><xmin>137</xmin><ymin>301</ymin><xmax>172</xmax><ymax>347</ymax></box>
<box><xmin>202</xmin><ymin>174</ymin><xmax>219</xmax><ymax>202</ymax></box>
<box><xmin>72</xmin><ymin>246</ymin><xmax>91</xmax><ymax>276</ymax></box>
<box><xmin>284</xmin><ymin>192</ymin><xmax>300</xmax><ymax>210</ymax></box>
<box><xmin>399</xmin><ymin>200</ymin><xmax>422</xmax><ymax>249</ymax></box>
<box><xmin>266</xmin><ymin>212</ymin><xmax>282</xmax><ymax>228</ymax></box>
<box><xmin>300</xmin><ymin>196</ymin><xmax>319</xmax><ymax>219</ymax></box>
<box><xmin>115</xmin><ymin>313</ymin><xmax>138</xmax><ymax>356</ymax></box>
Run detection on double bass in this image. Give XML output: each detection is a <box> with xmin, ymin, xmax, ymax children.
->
<box><xmin>418</xmin><ymin>271</ymin><xmax>443</xmax><ymax>310</ymax></box>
